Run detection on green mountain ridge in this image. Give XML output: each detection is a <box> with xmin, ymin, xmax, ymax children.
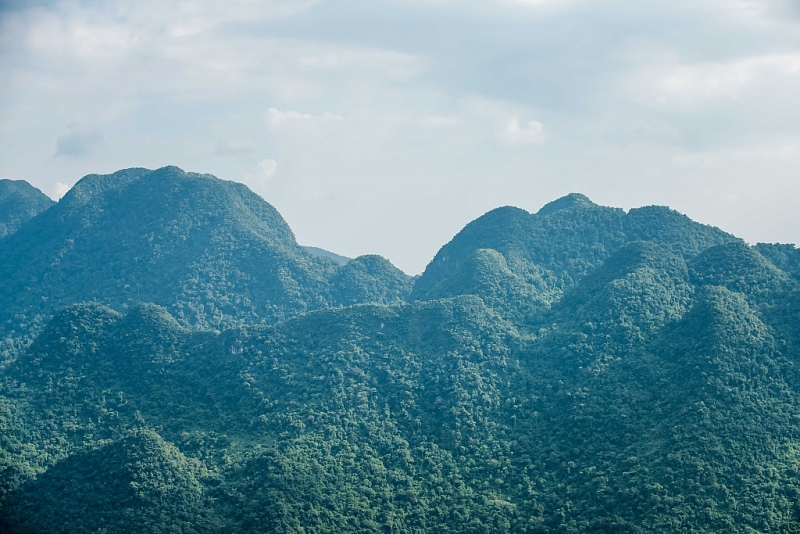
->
<box><xmin>0</xmin><ymin>179</ymin><xmax>54</xmax><ymax>240</ymax></box>
<box><xmin>1</xmin><ymin>168</ymin><xmax>799</xmax><ymax>532</ymax></box>
<box><xmin>410</xmin><ymin>197</ymin><xmax>739</xmax><ymax>326</ymax></box>
<box><xmin>0</xmin><ymin>166</ymin><xmax>411</xmax><ymax>362</ymax></box>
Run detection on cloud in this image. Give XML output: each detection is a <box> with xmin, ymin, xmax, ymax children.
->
<box><xmin>265</xmin><ymin>108</ymin><xmax>345</xmax><ymax>139</ymax></box>
<box><xmin>53</xmin><ymin>182</ymin><xmax>71</xmax><ymax>199</ymax></box>
<box><xmin>462</xmin><ymin>96</ymin><xmax>546</xmax><ymax>146</ymax></box>
<box><xmin>630</xmin><ymin>53</ymin><xmax>800</xmax><ymax>107</ymax></box>
<box><xmin>297</xmin><ymin>48</ymin><xmax>424</xmax><ymax>80</ymax></box>
<box><xmin>2</xmin><ymin>0</ymin><xmax>800</xmax><ymax>273</ymax></box>
<box><xmin>214</xmin><ymin>139</ymin><xmax>256</xmax><ymax>157</ymax></box>
<box><xmin>267</xmin><ymin>108</ymin><xmax>314</xmax><ymax>126</ymax></box>
<box><xmin>54</xmin><ymin>127</ymin><xmax>103</xmax><ymax>157</ymax></box>
<box><xmin>242</xmin><ymin>159</ymin><xmax>278</xmax><ymax>195</ymax></box>
<box><xmin>422</xmin><ymin>115</ymin><xmax>466</xmax><ymax>128</ymax></box>
<box><xmin>505</xmin><ymin>118</ymin><xmax>546</xmax><ymax>144</ymax></box>
<box><xmin>256</xmin><ymin>159</ymin><xmax>278</xmax><ymax>178</ymax></box>
<box><xmin>671</xmin><ymin>138</ymin><xmax>800</xmax><ymax>168</ymax></box>
<box><xmin>267</xmin><ymin>108</ymin><xmax>343</xmax><ymax>127</ymax></box>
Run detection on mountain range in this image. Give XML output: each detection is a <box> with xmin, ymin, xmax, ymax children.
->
<box><xmin>1</xmin><ymin>166</ymin><xmax>799</xmax><ymax>533</ymax></box>
<box><xmin>0</xmin><ymin>167</ymin><xmax>411</xmax><ymax>361</ymax></box>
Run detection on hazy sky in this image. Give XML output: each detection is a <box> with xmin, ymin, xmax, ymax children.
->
<box><xmin>1</xmin><ymin>0</ymin><xmax>799</xmax><ymax>273</ymax></box>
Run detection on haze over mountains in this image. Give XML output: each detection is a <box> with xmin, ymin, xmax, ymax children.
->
<box><xmin>1</xmin><ymin>167</ymin><xmax>799</xmax><ymax>532</ymax></box>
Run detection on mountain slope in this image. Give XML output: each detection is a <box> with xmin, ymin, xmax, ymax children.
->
<box><xmin>3</xmin><ymin>429</ymin><xmax>220</xmax><ymax>533</ymax></box>
<box><xmin>0</xmin><ymin>167</ymin><xmax>411</xmax><ymax>359</ymax></box>
<box><xmin>2</xmin><ymin>239</ymin><xmax>800</xmax><ymax>532</ymax></box>
<box><xmin>411</xmin><ymin>194</ymin><xmax>738</xmax><ymax>325</ymax></box>
<box><xmin>1</xmin><ymin>183</ymin><xmax>799</xmax><ymax>532</ymax></box>
<box><xmin>756</xmin><ymin>242</ymin><xmax>800</xmax><ymax>282</ymax></box>
<box><xmin>0</xmin><ymin>180</ymin><xmax>54</xmax><ymax>239</ymax></box>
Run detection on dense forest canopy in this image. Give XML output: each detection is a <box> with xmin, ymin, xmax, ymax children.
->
<box><xmin>1</xmin><ymin>166</ymin><xmax>799</xmax><ymax>533</ymax></box>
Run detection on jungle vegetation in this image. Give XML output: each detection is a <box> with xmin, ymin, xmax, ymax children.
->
<box><xmin>1</xmin><ymin>167</ymin><xmax>799</xmax><ymax>532</ymax></box>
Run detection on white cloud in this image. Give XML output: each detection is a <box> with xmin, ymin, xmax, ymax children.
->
<box><xmin>298</xmin><ymin>48</ymin><xmax>424</xmax><ymax>80</ymax></box>
<box><xmin>242</xmin><ymin>159</ymin><xmax>278</xmax><ymax>196</ymax></box>
<box><xmin>267</xmin><ymin>108</ymin><xmax>344</xmax><ymax>126</ymax></box>
<box><xmin>501</xmin><ymin>0</ymin><xmax>579</xmax><ymax>8</ymax></box>
<box><xmin>672</xmin><ymin>138</ymin><xmax>800</xmax><ymax>168</ymax></box>
<box><xmin>267</xmin><ymin>108</ymin><xmax>314</xmax><ymax>126</ymax></box>
<box><xmin>462</xmin><ymin>96</ymin><xmax>546</xmax><ymax>146</ymax></box>
<box><xmin>54</xmin><ymin>182</ymin><xmax>71</xmax><ymax>199</ymax></box>
<box><xmin>257</xmin><ymin>159</ymin><xmax>278</xmax><ymax>178</ymax></box>
<box><xmin>214</xmin><ymin>139</ymin><xmax>256</xmax><ymax>157</ymax></box>
<box><xmin>422</xmin><ymin>115</ymin><xmax>466</xmax><ymax>128</ymax></box>
<box><xmin>631</xmin><ymin>53</ymin><xmax>800</xmax><ymax>107</ymax></box>
<box><xmin>505</xmin><ymin>118</ymin><xmax>546</xmax><ymax>144</ymax></box>
<box><xmin>266</xmin><ymin>108</ymin><xmax>345</xmax><ymax>139</ymax></box>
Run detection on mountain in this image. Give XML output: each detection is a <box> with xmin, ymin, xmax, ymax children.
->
<box><xmin>411</xmin><ymin>194</ymin><xmax>738</xmax><ymax>324</ymax></box>
<box><xmin>2</xmin><ymin>244</ymin><xmax>800</xmax><ymax>531</ymax></box>
<box><xmin>0</xmin><ymin>166</ymin><xmax>412</xmax><ymax>361</ymax></box>
<box><xmin>1</xmin><ymin>176</ymin><xmax>799</xmax><ymax>532</ymax></box>
<box><xmin>0</xmin><ymin>180</ymin><xmax>54</xmax><ymax>239</ymax></box>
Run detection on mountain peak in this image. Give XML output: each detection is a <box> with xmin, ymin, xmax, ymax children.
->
<box><xmin>537</xmin><ymin>193</ymin><xmax>595</xmax><ymax>216</ymax></box>
<box><xmin>0</xmin><ymin>179</ymin><xmax>55</xmax><ymax>238</ymax></box>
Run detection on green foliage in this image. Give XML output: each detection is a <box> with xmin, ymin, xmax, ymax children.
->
<box><xmin>411</xmin><ymin>194</ymin><xmax>737</xmax><ymax>328</ymax></box>
<box><xmin>757</xmin><ymin>243</ymin><xmax>800</xmax><ymax>282</ymax></box>
<box><xmin>0</xmin><ymin>182</ymin><xmax>799</xmax><ymax>532</ymax></box>
<box><xmin>3</xmin><ymin>429</ymin><xmax>220</xmax><ymax>533</ymax></box>
<box><xmin>330</xmin><ymin>255</ymin><xmax>414</xmax><ymax>306</ymax></box>
<box><xmin>0</xmin><ymin>168</ymin><xmax>411</xmax><ymax>361</ymax></box>
<box><xmin>0</xmin><ymin>179</ymin><xmax>53</xmax><ymax>240</ymax></box>
<box><xmin>689</xmin><ymin>241</ymin><xmax>793</xmax><ymax>304</ymax></box>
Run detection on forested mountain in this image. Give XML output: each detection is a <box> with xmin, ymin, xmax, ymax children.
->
<box><xmin>0</xmin><ymin>180</ymin><xmax>53</xmax><ymax>239</ymax></box>
<box><xmin>1</xmin><ymin>170</ymin><xmax>799</xmax><ymax>532</ymax></box>
<box><xmin>0</xmin><ymin>167</ymin><xmax>411</xmax><ymax>361</ymax></box>
<box><xmin>411</xmin><ymin>193</ymin><xmax>737</xmax><ymax>323</ymax></box>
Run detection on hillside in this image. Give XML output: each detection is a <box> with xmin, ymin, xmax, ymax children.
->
<box><xmin>411</xmin><ymin>194</ymin><xmax>738</xmax><ymax>324</ymax></box>
<box><xmin>1</xmin><ymin>177</ymin><xmax>799</xmax><ymax>532</ymax></box>
<box><xmin>0</xmin><ymin>167</ymin><xmax>412</xmax><ymax>361</ymax></box>
<box><xmin>0</xmin><ymin>180</ymin><xmax>54</xmax><ymax>239</ymax></box>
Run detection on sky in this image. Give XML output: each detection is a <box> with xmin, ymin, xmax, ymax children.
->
<box><xmin>1</xmin><ymin>0</ymin><xmax>799</xmax><ymax>274</ymax></box>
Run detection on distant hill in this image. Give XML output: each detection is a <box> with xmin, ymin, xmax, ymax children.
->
<box><xmin>303</xmin><ymin>245</ymin><xmax>352</xmax><ymax>265</ymax></box>
<box><xmin>0</xmin><ymin>167</ymin><xmax>412</xmax><ymax>360</ymax></box>
<box><xmin>0</xmin><ymin>180</ymin><xmax>54</xmax><ymax>239</ymax></box>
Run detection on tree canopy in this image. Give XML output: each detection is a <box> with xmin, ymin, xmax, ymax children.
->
<box><xmin>1</xmin><ymin>169</ymin><xmax>799</xmax><ymax>532</ymax></box>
